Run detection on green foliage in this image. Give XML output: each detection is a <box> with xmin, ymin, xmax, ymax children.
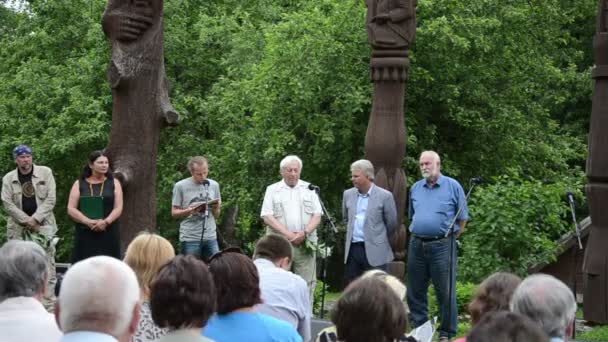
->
<box><xmin>459</xmin><ymin>175</ymin><xmax>583</xmax><ymax>282</ymax></box>
<box><xmin>428</xmin><ymin>282</ymin><xmax>477</xmax><ymax>320</ymax></box>
<box><xmin>578</xmin><ymin>325</ymin><xmax>608</xmax><ymax>342</ymax></box>
<box><xmin>0</xmin><ymin>0</ymin><xmax>598</xmax><ymax>269</ymax></box>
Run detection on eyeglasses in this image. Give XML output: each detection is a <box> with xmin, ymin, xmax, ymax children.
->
<box><xmin>206</xmin><ymin>246</ymin><xmax>243</xmax><ymax>264</ymax></box>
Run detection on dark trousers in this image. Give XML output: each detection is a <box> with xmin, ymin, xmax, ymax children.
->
<box><xmin>344</xmin><ymin>242</ymin><xmax>387</xmax><ymax>286</ymax></box>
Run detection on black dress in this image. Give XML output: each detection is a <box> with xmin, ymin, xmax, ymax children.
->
<box><xmin>72</xmin><ymin>178</ymin><xmax>121</xmax><ymax>263</ymax></box>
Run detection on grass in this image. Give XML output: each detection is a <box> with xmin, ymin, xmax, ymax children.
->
<box><xmin>577</xmin><ymin>325</ymin><xmax>608</xmax><ymax>341</ymax></box>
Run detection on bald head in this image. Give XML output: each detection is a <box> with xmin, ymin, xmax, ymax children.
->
<box><xmin>511</xmin><ymin>274</ymin><xmax>576</xmax><ymax>340</ymax></box>
<box><xmin>57</xmin><ymin>256</ymin><xmax>140</xmax><ymax>340</ymax></box>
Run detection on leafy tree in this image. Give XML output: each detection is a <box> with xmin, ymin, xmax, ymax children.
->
<box><xmin>459</xmin><ymin>175</ymin><xmax>584</xmax><ymax>282</ymax></box>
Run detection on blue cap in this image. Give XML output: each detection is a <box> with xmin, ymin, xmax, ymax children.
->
<box><xmin>13</xmin><ymin>145</ymin><xmax>33</xmax><ymax>158</ymax></box>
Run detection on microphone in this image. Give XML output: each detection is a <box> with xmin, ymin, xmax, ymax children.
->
<box><xmin>470</xmin><ymin>177</ymin><xmax>482</xmax><ymax>184</ymax></box>
<box><xmin>566</xmin><ymin>191</ymin><xmax>575</xmax><ymax>204</ymax></box>
<box><xmin>308</xmin><ymin>184</ymin><xmax>320</xmax><ymax>192</ymax></box>
<box><xmin>202</xmin><ymin>179</ymin><xmax>210</xmax><ymax>187</ymax></box>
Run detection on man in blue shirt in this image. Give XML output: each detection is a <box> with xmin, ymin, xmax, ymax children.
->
<box><xmin>407</xmin><ymin>151</ymin><xmax>468</xmax><ymax>342</ymax></box>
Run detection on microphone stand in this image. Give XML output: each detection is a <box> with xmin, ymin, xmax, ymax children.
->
<box><xmin>567</xmin><ymin>194</ymin><xmax>583</xmax><ymax>340</ymax></box>
<box><xmin>314</xmin><ymin>187</ymin><xmax>338</xmax><ymax>318</ymax></box>
<box><xmin>445</xmin><ymin>178</ymin><xmax>477</xmax><ymax>336</ymax></box>
<box><xmin>199</xmin><ymin>183</ymin><xmax>210</xmax><ymax>261</ymax></box>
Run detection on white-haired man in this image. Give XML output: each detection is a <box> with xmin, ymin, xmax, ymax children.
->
<box><xmin>407</xmin><ymin>150</ymin><xmax>468</xmax><ymax>342</ymax></box>
<box><xmin>55</xmin><ymin>256</ymin><xmax>141</xmax><ymax>342</ymax></box>
<box><xmin>0</xmin><ymin>240</ymin><xmax>62</xmax><ymax>341</ymax></box>
<box><xmin>261</xmin><ymin>155</ymin><xmax>322</xmax><ymax>302</ymax></box>
<box><xmin>342</xmin><ymin>159</ymin><xmax>398</xmax><ymax>284</ymax></box>
<box><xmin>511</xmin><ymin>274</ymin><xmax>577</xmax><ymax>342</ymax></box>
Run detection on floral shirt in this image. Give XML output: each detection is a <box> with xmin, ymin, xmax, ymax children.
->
<box><xmin>132</xmin><ymin>301</ymin><xmax>167</xmax><ymax>342</ymax></box>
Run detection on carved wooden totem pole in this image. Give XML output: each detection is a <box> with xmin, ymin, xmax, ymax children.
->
<box><xmin>364</xmin><ymin>0</ymin><xmax>416</xmax><ymax>268</ymax></box>
<box><xmin>584</xmin><ymin>0</ymin><xmax>608</xmax><ymax>324</ymax></box>
<box><xmin>101</xmin><ymin>0</ymin><xmax>179</xmax><ymax>247</ymax></box>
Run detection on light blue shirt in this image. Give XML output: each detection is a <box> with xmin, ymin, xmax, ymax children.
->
<box><xmin>203</xmin><ymin>312</ymin><xmax>302</xmax><ymax>342</ymax></box>
<box><xmin>409</xmin><ymin>175</ymin><xmax>468</xmax><ymax>236</ymax></box>
<box><xmin>254</xmin><ymin>258</ymin><xmax>311</xmax><ymax>342</ymax></box>
<box><xmin>352</xmin><ymin>185</ymin><xmax>374</xmax><ymax>242</ymax></box>
<box><xmin>60</xmin><ymin>331</ymin><xmax>118</xmax><ymax>342</ymax></box>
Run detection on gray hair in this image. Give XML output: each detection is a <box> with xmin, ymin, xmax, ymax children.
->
<box><xmin>350</xmin><ymin>160</ymin><xmax>375</xmax><ymax>180</ymax></box>
<box><xmin>279</xmin><ymin>155</ymin><xmax>303</xmax><ymax>171</ymax></box>
<box><xmin>187</xmin><ymin>156</ymin><xmax>208</xmax><ymax>172</ymax></box>
<box><xmin>419</xmin><ymin>150</ymin><xmax>441</xmax><ymax>163</ymax></box>
<box><xmin>511</xmin><ymin>274</ymin><xmax>576</xmax><ymax>339</ymax></box>
<box><xmin>0</xmin><ymin>240</ymin><xmax>48</xmax><ymax>301</ymax></box>
<box><xmin>58</xmin><ymin>256</ymin><xmax>140</xmax><ymax>337</ymax></box>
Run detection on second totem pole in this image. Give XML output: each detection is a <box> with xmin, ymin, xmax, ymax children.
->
<box><xmin>364</xmin><ymin>0</ymin><xmax>417</xmax><ymax>267</ymax></box>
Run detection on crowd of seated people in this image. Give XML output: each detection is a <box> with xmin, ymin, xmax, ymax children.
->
<box><xmin>0</xmin><ymin>234</ymin><xmax>580</xmax><ymax>342</ymax></box>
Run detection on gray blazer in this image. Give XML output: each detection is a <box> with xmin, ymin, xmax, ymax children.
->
<box><xmin>342</xmin><ymin>185</ymin><xmax>398</xmax><ymax>266</ymax></box>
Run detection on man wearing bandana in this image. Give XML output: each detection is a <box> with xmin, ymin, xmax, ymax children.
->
<box><xmin>1</xmin><ymin>145</ymin><xmax>57</xmax><ymax>311</ymax></box>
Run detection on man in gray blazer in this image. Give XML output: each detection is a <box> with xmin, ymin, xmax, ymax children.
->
<box><xmin>342</xmin><ymin>159</ymin><xmax>398</xmax><ymax>284</ymax></box>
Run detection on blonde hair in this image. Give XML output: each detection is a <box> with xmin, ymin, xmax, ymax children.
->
<box><xmin>124</xmin><ymin>232</ymin><xmax>175</xmax><ymax>298</ymax></box>
<box><xmin>360</xmin><ymin>269</ymin><xmax>406</xmax><ymax>301</ymax></box>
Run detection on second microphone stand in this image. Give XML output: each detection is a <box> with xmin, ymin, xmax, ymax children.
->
<box><xmin>313</xmin><ymin>187</ymin><xmax>338</xmax><ymax>318</ymax></box>
<box><xmin>444</xmin><ymin>178</ymin><xmax>477</xmax><ymax>334</ymax></box>
<box><xmin>566</xmin><ymin>193</ymin><xmax>583</xmax><ymax>340</ymax></box>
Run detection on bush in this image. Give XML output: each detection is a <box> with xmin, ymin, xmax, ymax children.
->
<box><xmin>459</xmin><ymin>175</ymin><xmax>578</xmax><ymax>283</ymax></box>
<box><xmin>427</xmin><ymin>281</ymin><xmax>477</xmax><ymax>319</ymax></box>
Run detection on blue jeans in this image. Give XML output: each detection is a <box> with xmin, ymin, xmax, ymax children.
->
<box><xmin>406</xmin><ymin>236</ymin><xmax>457</xmax><ymax>339</ymax></box>
<box><xmin>180</xmin><ymin>239</ymin><xmax>220</xmax><ymax>260</ymax></box>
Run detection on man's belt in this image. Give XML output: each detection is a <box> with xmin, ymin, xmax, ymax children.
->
<box><xmin>411</xmin><ymin>233</ymin><xmax>449</xmax><ymax>242</ymax></box>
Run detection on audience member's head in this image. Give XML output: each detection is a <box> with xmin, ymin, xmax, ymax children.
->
<box><xmin>332</xmin><ymin>276</ymin><xmax>407</xmax><ymax>342</ymax></box>
<box><xmin>511</xmin><ymin>274</ymin><xmax>576</xmax><ymax>340</ymax></box>
<box><xmin>468</xmin><ymin>272</ymin><xmax>522</xmax><ymax>325</ymax></box>
<box><xmin>56</xmin><ymin>256</ymin><xmax>140</xmax><ymax>342</ymax></box>
<box><xmin>124</xmin><ymin>232</ymin><xmax>175</xmax><ymax>298</ymax></box>
<box><xmin>208</xmin><ymin>250</ymin><xmax>262</xmax><ymax>314</ymax></box>
<box><xmin>359</xmin><ymin>269</ymin><xmax>407</xmax><ymax>301</ymax></box>
<box><xmin>467</xmin><ymin>311</ymin><xmax>549</xmax><ymax>342</ymax></box>
<box><xmin>253</xmin><ymin>234</ymin><xmax>293</xmax><ymax>270</ymax></box>
<box><xmin>151</xmin><ymin>255</ymin><xmax>216</xmax><ymax>330</ymax></box>
<box><xmin>0</xmin><ymin>240</ymin><xmax>48</xmax><ymax>302</ymax></box>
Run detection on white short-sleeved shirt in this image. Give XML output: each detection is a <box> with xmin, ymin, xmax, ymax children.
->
<box><xmin>260</xmin><ymin>180</ymin><xmax>322</xmax><ymax>237</ymax></box>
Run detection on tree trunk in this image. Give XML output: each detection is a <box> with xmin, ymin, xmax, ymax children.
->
<box><xmin>101</xmin><ymin>0</ymin><xmax>179</xmax><ymax>249</ymax></box>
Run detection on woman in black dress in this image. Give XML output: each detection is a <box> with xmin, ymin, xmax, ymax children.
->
<box><xmin>68</xmin><ymin>150</ymin><xmax>123</xmax><ymax>262</ymax></box>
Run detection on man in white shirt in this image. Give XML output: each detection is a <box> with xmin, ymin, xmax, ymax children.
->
<box><xmin>0</xmin><ymin>240</ymin><xmax>62</xmax><ymax>342</ymax></box>
<box><xmin>55</xmin><ymin>256</ymin><xmax>141</xmax><ymax>342</ymax></box>
<box><xmin>254</xmin><ymin>234</ymin><xmax>312</xmax><ymax>342</ymax></box>
<box><xmin>261</xmin><ymin>155</ymin><xmax>322</xmax><ymax>302</ymax></box>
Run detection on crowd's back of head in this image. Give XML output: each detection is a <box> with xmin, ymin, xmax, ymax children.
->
<box><xmin>151</xmin><ymin>255</ymin><xmax>216</xmax><ymax>330</ymax></box>
<box><xmin>124</xmin><ymin>232</ymin><xmax>175</xmax><ymax>297</ymax></box>
<box><xmin>0</xmin><ymin>240</ymin><xmax>48</xmax><ymax>301</ymax></box>
<box><xmin>56</xmin><ymin>256</ymin><xmax>140</xmax><ymax>338</ymax></box>
<box><xmin>208</xmin><ymin>251</ymin><xmax>262</xmax><ymax>314</ymax></box>
<box><xmin>511</xmin><ymin>274</ymin><xmax>576</xmax><ymax>339</ymax></box>
<box><xmin>332</xmin><ymin>276</ymin><xmax>407</xmax><ymax>342</ymax></box>
<box><xmin>468</xmin><ymin>311</ymin><xmax>549</xmax><ymax>342</ymax></box>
